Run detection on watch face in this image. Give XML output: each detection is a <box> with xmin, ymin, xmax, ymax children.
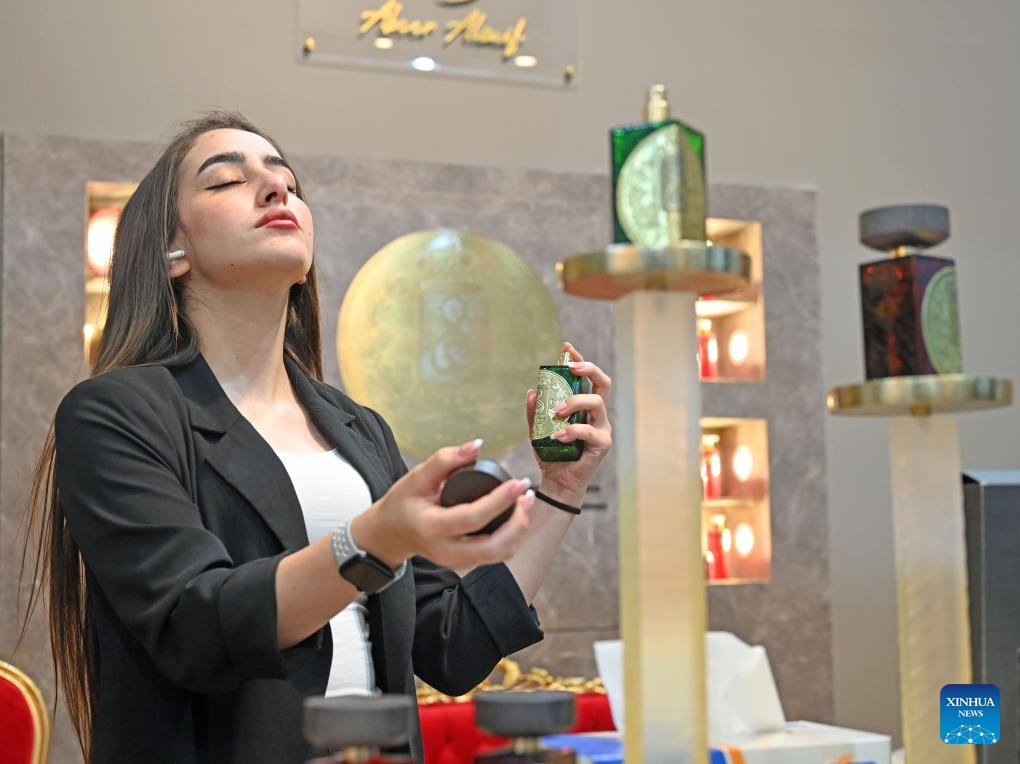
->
<box><xmin>339</xmin><ymin>555</ymin><xmax>394</xmax><ymax>594</ymax></box>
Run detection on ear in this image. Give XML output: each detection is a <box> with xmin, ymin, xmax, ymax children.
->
<box><xmin>296</xmin><ymin>273</ymin><xmax>308</xmax><ymax>285</ymax></box>
<box><xmin>169</xmin><ymin>256</ymin><xmax>191</xmax><ymax>280</ymax></box>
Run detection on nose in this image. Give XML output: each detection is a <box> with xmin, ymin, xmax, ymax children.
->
<box><xmin>257</xmin><ymin>168</ymin><xmax>290</xmax><ymax>206</ymax></box>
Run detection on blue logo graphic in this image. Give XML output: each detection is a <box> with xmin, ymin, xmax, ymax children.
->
<box><xmin>941</xmin><ymin>684</ymin><xmax>999</xmax><ymax>744</ymax></box>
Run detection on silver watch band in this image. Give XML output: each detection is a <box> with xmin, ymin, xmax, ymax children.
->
<box><xmin>331</xmin><ymin>519</ymin><xmax>408</xmax><ymax>590</ymax></box>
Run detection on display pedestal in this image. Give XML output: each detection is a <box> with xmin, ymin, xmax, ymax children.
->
<box><xmin>560</xmin><ymin>242</ymin><xmax>750</xmax><ymax>764</ymax></box>
<box><xmin>829</xmin><ymin>376</ymin><xmax>1012</xmax><ymax>764</ymax></box>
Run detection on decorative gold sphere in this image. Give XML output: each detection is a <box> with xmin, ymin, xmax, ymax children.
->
<box><xmin>337</xmin><ymin>229</ymin><xmax>562</xmax><ymax>460</ymax></box>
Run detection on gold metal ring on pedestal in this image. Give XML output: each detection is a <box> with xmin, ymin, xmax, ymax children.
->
<box><xmin>827</xmin><ymin>374</ymin><xmax>1013</xmax><ymax>417</ymax></box>
<box><xmin>557</xmin><ymin>241</ymin><xmax>751</xmax><ymax>299</ymax></box>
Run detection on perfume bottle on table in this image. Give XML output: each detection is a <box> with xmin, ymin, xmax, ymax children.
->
<box><xmin>610</xmin><ymin>84</ymin><xmax>707</xmax><ymax>247</ymax></box>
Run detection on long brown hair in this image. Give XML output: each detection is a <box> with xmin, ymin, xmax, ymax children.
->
<box><xmin>18</xmin><ymin>111</ymin><xmax>323</xmax><ymax>761</ymax></box>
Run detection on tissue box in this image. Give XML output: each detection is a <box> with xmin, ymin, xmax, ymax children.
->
<box><xmin>544</xmin><ymin>721</ymin><xmax>891</xmax><ymax>764</ymax></box>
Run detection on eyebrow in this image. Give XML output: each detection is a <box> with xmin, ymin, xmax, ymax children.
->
<box><xmin>195</xmin><ymin>151</ymin><xmax>293</xmax><ymax>177</ymax></box>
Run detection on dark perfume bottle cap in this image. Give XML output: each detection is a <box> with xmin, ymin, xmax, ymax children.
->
<box><xmin>475</xmin><ymin>691</ymin><xmax>577</xmax><ymax>737</ymax></box>
<box><xmin>439</xmin><ymin>459</ymin><xmax>515</xmax><ymax>535</ymax></box>
<box><xmin>859</xmin><ymin>204</ymin><xmax>950</xmax><ymax>253</ymax></box>
<box><xmin>303</xmin><ymin>694</ymin><xmax>413</xmax><ymax>748</ymax></box>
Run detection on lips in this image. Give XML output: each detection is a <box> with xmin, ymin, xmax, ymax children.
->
<box><xmin>256</xmin><ymin>209</ymin><xmax>299</xmax><ymax>228</ymax></box>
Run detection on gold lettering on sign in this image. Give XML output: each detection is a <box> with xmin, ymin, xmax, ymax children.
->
<box><xmin>444</xmin><ymin>10</ymin><xmax>527</xmax><ymax>58</ymax></box>
<box><xmin>360</xmin><ymin>0</ymin><xmax>438</xmax><ymax>38</ymax></box>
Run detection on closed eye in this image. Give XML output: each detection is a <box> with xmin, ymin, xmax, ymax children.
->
<box><xmin>206</xmin><ymin>179</ymin><xmax>244</xmax><ymax>190</ymax></box>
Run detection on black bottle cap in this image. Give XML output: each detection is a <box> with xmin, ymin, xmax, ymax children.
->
<box><xmin>475</xmin><ymin>691</ymin><xmax>577</xmax><ymax>737</ymax></box>
<box><xmin>439</xmin><ymin>459</ymin><xmax>516</xmax><ymax>536</ymax></box>
<box><xmin>303</xmin><ymin>694</ymin><xmax>413</xmax><ymax>748</ymax></box>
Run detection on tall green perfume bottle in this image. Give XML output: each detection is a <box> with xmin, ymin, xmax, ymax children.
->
<box><xmin>610</xmin><ymin>84</ymin><xmax>707</xmax><ymax>246</ymax></box>
<box><xmin>530</xmin><ymin>351</ymin><xmax>592</xmax><ymax>462</ymax></box>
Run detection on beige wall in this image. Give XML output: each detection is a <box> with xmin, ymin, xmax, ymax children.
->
<box><xmin>5</xmin><ymin>0</ymin><xmax>1020</xmax><ymax>746</ymax></box>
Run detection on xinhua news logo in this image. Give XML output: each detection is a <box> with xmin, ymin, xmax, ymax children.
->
<box><xmin>941</xmin><ymin>684</ymin><xmax>999</xmax><ymax>745</ymax></box>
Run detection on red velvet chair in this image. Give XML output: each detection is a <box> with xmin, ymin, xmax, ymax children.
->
<box><xmin>419</xmin><ymin>692</ymin><xmax>615</xmax><ymax>764</ymax></box>
<box><xmin>0</xmin><ymin>661</ymin><xmax>50</xmax><ymax>764</ymax></box>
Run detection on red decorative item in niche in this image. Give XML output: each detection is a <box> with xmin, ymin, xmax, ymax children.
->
<box><xmin>700</xmin><ymin>434</ymin><xmax>722</xmax><ymax>500</ymax></box>
<box><xmin>706</xmin><ymin>515</ymin><xmax>729</xmax><ymax>581</ymax></box>
<box><xmin>697</xmin><ymin>318</ymin><xmax>718</xmax><ymax>379</ymax></box>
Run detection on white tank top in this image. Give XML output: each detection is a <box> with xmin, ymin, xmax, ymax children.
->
<box><xmin>273</xmin><ymin>447</ymin><xmax>376</xmax><ymax>697</ymax></box>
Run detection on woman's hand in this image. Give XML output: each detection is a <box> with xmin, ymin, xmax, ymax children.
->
<box><xmin>526</xmin><ymin>341</ymin><xmax>613</xmax><ymax>504</ymax></box>
<box><xmin>351</xmin><ymin>439</ymin><xmax>534</xmax><ymax>572</ymax></box>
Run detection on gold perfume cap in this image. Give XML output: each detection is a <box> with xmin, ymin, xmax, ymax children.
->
<box><xmin>644</xmin><ymin>84</ymin><xmax>671</xmax><ymax>122</ymax></box>
<box><xmin>557</xmin><ymin>350</ymin><xmax>573</xmax><ymax>365</ymax></box>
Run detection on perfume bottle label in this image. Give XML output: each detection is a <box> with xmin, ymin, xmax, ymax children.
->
<box><xmin>531</xmin><ymin>370</ymin><xmax>573</xmax><ymax>440</ymax></box>
<box><xmin>920</xmin><ymin>266</ymin><xmax>962</xmax><ymax>374</ymax></box>
<box><xmin>615</xmin><ymin>124</ymin><xmax>705</xmax><ymax>247</ymax></box>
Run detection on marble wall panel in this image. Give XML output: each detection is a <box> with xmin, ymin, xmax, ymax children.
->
<box><xmin>0</xmin><ymin>134</ymin><xmax>162</xmax><ymax>763</ymax></box>
<box><xmin>1</xmin><ymin>133</ymin><xmax>829</xmax><ymax>758</ymax></box>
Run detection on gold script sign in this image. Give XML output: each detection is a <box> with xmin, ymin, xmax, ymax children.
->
<box><xmin>337</xmin><ymin>230</ymin><xmax>562</xmax><ymax>460</ymax></box>
<box><xmin>359</xmin><ymin>0</ymin><xmax>528</xmax><ymax>58</ymax></box>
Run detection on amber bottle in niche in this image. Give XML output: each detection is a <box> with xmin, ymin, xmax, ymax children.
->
<box><xmin>858</xmin><ymin>204</ymin><xmax>962</xmax><ymax>378</ymax></box>
<box><xmin>474</xmin><ymin>692</ymin><xmax>577</xmax><ymax>763</ymax></box>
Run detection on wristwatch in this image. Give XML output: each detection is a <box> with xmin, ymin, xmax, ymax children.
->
<box><xmin>331</xmin><ymin>520</ymin><xmax>406</xmax><ymax>594</ymax></box>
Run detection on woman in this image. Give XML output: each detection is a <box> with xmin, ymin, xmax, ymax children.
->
<box><xmin>22</xmin><ymin>112</ymin><xmax>612</xmax><ymax>763</ymax></box>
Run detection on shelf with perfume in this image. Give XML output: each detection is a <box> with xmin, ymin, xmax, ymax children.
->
<box><xmin>700</xmin><ymin>417</ymin><xmax>771</xmax><ymax>584</ymax></box>
<box><xmin>696</xmin><ymin>217</ymin><xmax>765</xmax><ymax>383</ymax></box>
<box><xmin>84</xmin><ymin>181</ymin><xmax>136</xmax><ymax>364</ymax></box>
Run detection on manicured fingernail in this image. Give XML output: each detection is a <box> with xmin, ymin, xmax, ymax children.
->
<box><xmin>552</xmin><ymin>404</ymin><xmax>567</xmax><ymax>415</ymax></box>
<box><xmin>520</xmin><ymin>477</ymin><xmax>532</xmax><ymax>490</ymax></box>
<box><xmin>463</xmin><ymin>438</ymin><xmax>483</xmax><ymax>454</ymax></box>
<box><xmin>568</xmin><ymin>361</ymin><xmax>584</xmax><ymax>369</ymax></box>
<box><xmin>524</xmin><ymin>489</ymin><xmax>535</xmax><ymax>501</ymax></box>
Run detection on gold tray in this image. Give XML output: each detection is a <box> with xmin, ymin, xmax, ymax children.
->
<box><xmin>558</xmin><ymin>241</ymin><xmax>751</xmax><ymax>300</ymax></box>
<box><xmin>827</xmin><ymin>374</ymin><xmax>1012</xmax><ymax>417</ymax></box>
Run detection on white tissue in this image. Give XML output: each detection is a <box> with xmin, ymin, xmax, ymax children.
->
<box><xmin>593</xmin><ymin>639</ymin><xmax>625</xmax><ymax>732</ymax></box>
<box><xmin>593</xmin><ymin>632</ymin><xmax>786</xmax><ymax>740</ymax></box>
<box><xmin>706</xmin><ymin>631</ymin><xmax>786</xmax><ymax>740</ymax></box>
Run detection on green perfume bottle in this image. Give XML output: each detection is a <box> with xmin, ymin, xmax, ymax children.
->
<box><xmin>530</xmin><ymin>351</ymin><xmax>592</xmax><ymax>462</ymax></box>
<box><xmin>610</xmin><ymin>84</ymin><xmax>707</xmax><ymax>246</ymax></box>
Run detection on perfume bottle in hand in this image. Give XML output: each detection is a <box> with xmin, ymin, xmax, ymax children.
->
<box><xmin>530</xmin><ymin>351</ymin><xmax>592</xmax><ymax>462</ymax></box>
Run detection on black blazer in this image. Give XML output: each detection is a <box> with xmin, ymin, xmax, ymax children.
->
<box><xmin>54</xmin><ymin>354</ymin><xmax>543</xmax><ymax>764</ymax></box>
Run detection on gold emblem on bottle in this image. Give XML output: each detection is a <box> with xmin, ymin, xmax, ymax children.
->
<box><xmin>616</xmin><ymin>124</ymin><xmax>706</xmax><ymax>247</ymax></box>
<box><xmin>531</xmin><ymin>370</ymin><xmax>573</xmax><ymax>440</ymax></box>
<box><xmin>920</xmin><ymin>266</ymin><xmax>962</xmax><ymax>373</ymax></box>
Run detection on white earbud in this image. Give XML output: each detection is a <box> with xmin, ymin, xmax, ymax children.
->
<box><xmin>167</xmin><ymin>250</ymin><xmax>186</xmax><ymax>261</ymax></box>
